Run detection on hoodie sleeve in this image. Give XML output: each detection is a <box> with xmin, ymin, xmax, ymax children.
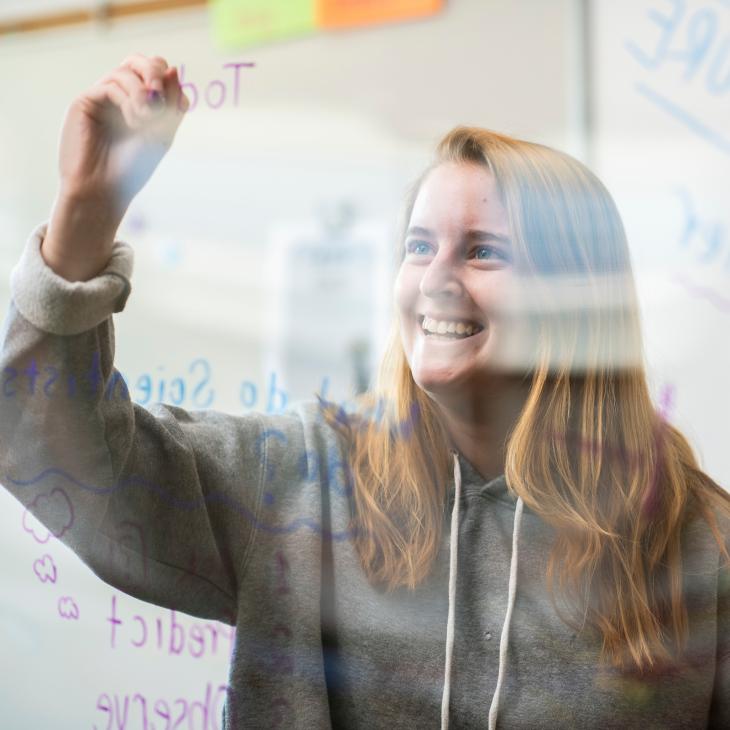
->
<box><xmin>0</xmin><ymin>224</ymin><xmax>266</xmax><ymax>625</ymax></box>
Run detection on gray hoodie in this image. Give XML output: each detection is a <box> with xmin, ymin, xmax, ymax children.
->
<box><xmin>1</xmin><ymin>224</ymin><xmax>728</xmax><ymax>729</ymax></box>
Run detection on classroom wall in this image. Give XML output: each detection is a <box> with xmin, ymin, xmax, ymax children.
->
<box><xmin>0</xmin><ymin>2</ymin><xmax>585</xmax><ymax>727</ymax></box>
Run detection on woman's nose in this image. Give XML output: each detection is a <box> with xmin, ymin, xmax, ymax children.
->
<box><xmin>419</xmin><ymin>255</ymin><xmax>464</xmax><ymax>299</ymax></box>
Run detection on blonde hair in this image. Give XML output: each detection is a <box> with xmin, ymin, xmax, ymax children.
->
<box><xmin>318</xmin><ymin>126</ymin><xmax>730</xmax><ymax>674</ymax></box>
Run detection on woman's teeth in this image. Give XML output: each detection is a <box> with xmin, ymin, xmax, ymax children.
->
<box><xmin>421</xmin><ymin>316</ymin><xmax>484</xmax><ymax>339</ymax></box>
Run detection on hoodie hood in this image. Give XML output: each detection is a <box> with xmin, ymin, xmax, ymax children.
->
<box><xmin>453</xmin><ymin>453</ymin><xmax>518</xmax><ymax>509</ymax></box>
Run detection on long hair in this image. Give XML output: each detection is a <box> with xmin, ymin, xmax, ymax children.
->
<box><xmin>318</xmin><ymin>126</ymin><xmax>730</xmax><ymax>673</ymax></box>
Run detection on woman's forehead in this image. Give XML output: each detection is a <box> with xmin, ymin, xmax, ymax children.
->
<box><xmin>410</xmin><ymin>162</ymin><xmax>508</xmax><ymax>232</ymax></box>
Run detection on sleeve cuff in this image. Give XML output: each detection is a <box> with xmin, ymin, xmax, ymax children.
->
<box><xmin>9</xmin><ymin>222</ymin><xmax>135</xmax><ymax>336</ymax></box>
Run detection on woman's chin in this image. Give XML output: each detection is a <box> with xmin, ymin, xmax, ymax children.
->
<box><xmin>411</xmin><ymin>368</ymin><xmax>471</xmax><ymax>395</ymax></box>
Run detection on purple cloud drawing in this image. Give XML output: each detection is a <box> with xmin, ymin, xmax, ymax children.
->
<box><xmin>57</xmin><ymin>596</ymin><xmax>80</xmax><ymax>620</ymax></box>
<box><xmin>33</xmin><ymin>554</ymin><xmax>57</xmax><ymax>584</ymax></box>
<box><xmin>22</xmin><ymin>487</ymin><xmax>74</xmax><ymax>544</ymax></box>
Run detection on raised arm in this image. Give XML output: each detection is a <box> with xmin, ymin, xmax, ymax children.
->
<box><xmin>0</xmin><ymin>56</ymin><xmax>265</xmax><ymax>625</ymax></box>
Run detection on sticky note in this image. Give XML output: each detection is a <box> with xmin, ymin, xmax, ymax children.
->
<box><xmin>316</xmin><ymin>0</ymin><xmax>444</xmax><ymax>29</ymax></box>
<box><xmin>210</xmin><ymin>0</ymin><xmax>316</xmax><ymax>50</ymax></box>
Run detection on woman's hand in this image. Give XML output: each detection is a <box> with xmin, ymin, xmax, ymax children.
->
<box><xmin>42</xmin><ymin>54</ymin><xmax>190</xmax><ymax>281</ymax></box>
<box><xmin>58</xmin><ymin>54</ymin><xmax>187</xmax><ymax>206</ymax></box>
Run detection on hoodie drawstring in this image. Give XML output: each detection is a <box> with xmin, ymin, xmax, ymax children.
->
<box><xmin>440</xmin><ymin>451</ymin><xmax>462</xmax><ymax>729</ymax></box>
<box><xmin>440</xmin><ymin>451</ymin><xmax>525</xmax><ymax>730</ymax></box>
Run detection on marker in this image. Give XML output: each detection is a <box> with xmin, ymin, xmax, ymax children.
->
<box><xmin>145</xmin><ymin>88</ymin><xmax>165</xmax><ymax>108</ymax></box>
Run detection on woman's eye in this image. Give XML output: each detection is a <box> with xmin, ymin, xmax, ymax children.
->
<box><xmin>474</xmin><ymin>245</ymin><xmax>509</xmax><ymax>262</ymax></box>
<box><xmin>406</xmin><ymin>240</ymin><xmax>432</xmax><ymax>255</ymax></box>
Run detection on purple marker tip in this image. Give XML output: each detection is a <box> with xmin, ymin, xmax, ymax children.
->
<box><xmin>146</xmin><ymin>89</ymin><xmax>164</xmax><ymax>107</ymax></box>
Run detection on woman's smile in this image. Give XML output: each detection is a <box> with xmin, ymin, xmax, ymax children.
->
<box><xmin>417</xmin><ymin>315</ymin><xmax>489</xmax><ymax>347</ymax></box>
<box><xmin>418</xmin><ymin>314</ymin><xmax>486</xmax><ymax>340</ymax></box>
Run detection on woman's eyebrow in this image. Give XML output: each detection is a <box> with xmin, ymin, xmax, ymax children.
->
<box><xmin>406</xmin><ymin>225</ymin><xmax>511</xmax><ymax>247</ymax></box>
<box><xmin>405</xmin><ymin>226</ymin><xmax>434</xmax><ymax>238</ymax></box>
<box><xmin>465</xmin><ymin>229</ymin><xmax>511</xmax><ymax>247</ymax></box>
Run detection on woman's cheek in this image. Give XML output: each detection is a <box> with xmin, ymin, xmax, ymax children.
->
<box><xmin>393</xmin><ymin>267</ymin><xmax>407</xmax><ymax>308</ymax></box>
<box><xmin>393</xmin><ymin>265</ymin><xmax>420</xmax><ymax>312</ymax></box>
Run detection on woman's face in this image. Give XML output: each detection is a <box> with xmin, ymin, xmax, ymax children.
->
<box><xmin>394</xmin><ymin>162</ymin><xmax>517</xmax><ymax>396</ymax></box>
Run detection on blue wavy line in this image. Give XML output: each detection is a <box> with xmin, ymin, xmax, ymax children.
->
<box><xmin>9</xmin><ymin>468</ymin><xmax>357</xmax><ymax>542</ymax></box>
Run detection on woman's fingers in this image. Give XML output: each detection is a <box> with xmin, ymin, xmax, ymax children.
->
<box><xmin>95</xmin><ymin>55</ymin><xmax>171</xmax><ymax>116</ymax></box>
<box><xmin>138</xmin><ymin>67</ymin><xmax>188</xmax><ymax>144</ymax></box>
<box><xmin>77</xmin><ymin>55</ymin><xmax>186</xmax><ymax>154</ymax></box>
<box><xmin>162</xmin><ymin>67</ymin><xmax>189</xmax><ymax>115</ymax></box>
<box><xmin>90</xmin><ymin>58</ymin><xmax>182</xmax><ymax>132</ymax></box>
<box><xmin>120</xmin><ymin>53</ymin><xmax>169</xmax><ymax>94</ymax></box>
<box><xmin>84</xmin><ymin>78</ymin><xmax>142</xmax><ymax>130</ymax></box>
<box><xmin>99</xmin><ymin>67</ymin><xmax>149</xmax><ymax>117</ymax></box>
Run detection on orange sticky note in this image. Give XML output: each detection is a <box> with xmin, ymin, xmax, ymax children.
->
<box><xmin>316</xmin><ymin>0</ymin><xmax>444</xmax><ymax>29</ymax></box>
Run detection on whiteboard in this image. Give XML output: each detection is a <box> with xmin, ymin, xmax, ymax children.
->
<box><xmin>0</xmin><ymin>1</ymin><xmax>584</xmax><ymax>727</ymax></box>
<box><xmin>592</xmin><ymin>0</ymin><xmax>730</xmax><ymax>486</ymax></box>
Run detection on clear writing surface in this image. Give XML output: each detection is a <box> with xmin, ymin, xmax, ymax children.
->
<box><xmin>592</xmin><ymin>0</ymin><xmax>730</xmax><ymax>483</ymax></box>
<box><xmin>0</xmin><ymin>1</ymin><xmax>584</xmax><ymax>726</ymax></box>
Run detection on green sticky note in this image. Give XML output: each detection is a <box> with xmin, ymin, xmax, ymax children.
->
<box><xmin>210</xmin><ymin>0</ymin><xmax>316</xmax><ymax>50</ymax></box>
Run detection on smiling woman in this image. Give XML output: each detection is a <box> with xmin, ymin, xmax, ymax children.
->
<box><xmin>1</xmin><ymin>54</ymin><xmax>729</xmax><ymax>730</ymax></box>
<box><xmin>319</xmin><ymin>126</ymin><xmax>730</xmax><ymax>726</ymax></box>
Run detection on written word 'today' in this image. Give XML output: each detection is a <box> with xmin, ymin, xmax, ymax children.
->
<box><xmin>178</xmin><ymin>61</ymin><xmax>255</xmax><ymax>112</ymax></box>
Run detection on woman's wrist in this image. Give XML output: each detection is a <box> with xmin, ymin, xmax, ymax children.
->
<box><xmin>42</xmin><ymin>189</ymin><xmax>125</xmax><ymax>282</ymax></box>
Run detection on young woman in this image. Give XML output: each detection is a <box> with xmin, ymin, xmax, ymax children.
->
<box><xmin>1</xmin><ymin>55</ymin><xmax>728</xmax><ymax>729</ymax></box>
